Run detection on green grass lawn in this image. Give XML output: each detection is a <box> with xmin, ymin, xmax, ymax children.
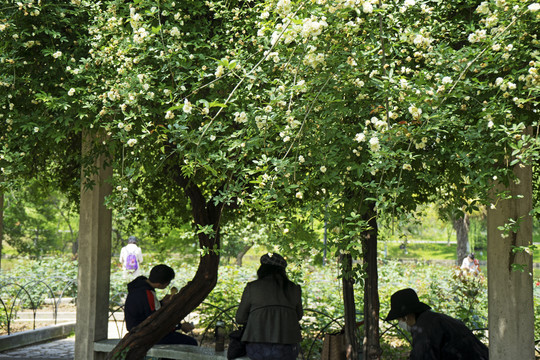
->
<box><xmin>379</xmin><ymin>241</ymin><xmax>540</xmax><ymax>263</ymax></box>
<box><xmin>380</xmin><ymin>242</ymin><xmax>461</xmax><ymax>261</ymax></box>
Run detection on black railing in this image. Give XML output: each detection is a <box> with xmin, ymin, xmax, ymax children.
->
<box><xmin>0</xmin><ymin>276</ymin><xmax>77</xmax><ymax>335</ymax></box>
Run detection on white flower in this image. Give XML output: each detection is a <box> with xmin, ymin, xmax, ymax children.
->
<box><xmin>170</xmin><ymin>27</ymin><xmax>180</xmax><ymax>37</ymax></box>
<box><xmin>52</xmin><ymin>51</ymin><xmax>62</xmax><ymax>59</ymax></box>
<box><xmin>210</xmin><ymin>135</ymin><xmax>216</xmax><ymax>141</ymax></box>
<box><xmin>528</xmin><ymin>3</ymin><xmax>540</xmax><ymax>11</ymax></box>
<box><xmin>492</xmin><ymin>44</ymin><xmax>501</xmax><ymax>51</ymax></box>
<box><xmin>234</xmin><ymin>111</ymin><xmax>248</xmax><ymax>123</ymax></box>
<box><xmin>320</xmin><ymin>166</ymin><xmax>327</xmax><ymax>173</ymax></box>
<box><xmin>495</xmin><ymin>77</ymin><xmax>504</xmax><ymax>87</ymax></box>
<box><xmin>165</xmin><ymin>110</ymin><xmax>175</xmax><ymax>119</ymax></box>
<box><xmin>468</xmin><ymin>29</ymin><xmax>487</xmax><ymax>43</ymax></box>
<box><xmin>441</xmin><ymin>76</ymin><xmax>452</xmax><ymax>85</ymax></box>
<box><xmin>488</xmin><ymin>120</ymin><xmax>494</xmax><ymax>128</ymax></box>
<box><xmin>127</xmin><ymin>138</ymin><xmax>137</xmax><ymax>147</ymax></box>
<box><xmin>408</xmin><ymin>105</ymin><xmax>422</xmax><ymax>120</ymax></box>
<box><xmin>34</xmin><ymin>127</ymin><xmax>40</xmax><ymax>133</ymax></box>
<box><xmin>369</xmin><ymin>137</ymin><xmax>380</xmax><ymax>152</ymax></box>
<box><xmin>362</xmin><ymin>2</ymin><xmax>373</xmax><ymax>13</ymax></box>
<box><xmin>399</xmin><ymin>78</ymin><xmax>409</xmax><ymax>89</ymax></box>
<box><xmin>476</xmin><ymin>1</ymin><xmax>490</xmax><ymax>14</ymax></box>
<box><xmin>403</xmin><ymin>163</ymin><xmax>412</xmax><ymax>171</ymax></box>
<box><xmin>183</xmin><ymin>99</ymin><xmax>192</xmax><ymax>113</ymax></box>
<box><xmin>404</xmin><ymin>0</ymin><xmax>415</xmax><ymax>7</ymax></box>
<box><xmin>68</xmin><ymin>88</ymin><xmax>76</xmax><ymax>96</ymax></box>
<box><xmin>215</xmin><ymin>65</ymin><xmax>224</xmax><ymax>78</ymax></box>
<box><xmin>276</xmin><ymin>0</ymin><xmax>291</xmax><ymax>17</ymax></box>
<box><xmin>355</xmin><ymin>133</ymin><xmax>366</xmax><ymax>142</ymax></box>
<box><xmin>298</xmin><ymin>155</ymin><xmax>305</xmax><ymax>163</ymax></box>
<box><xmin>354</xmin><ymin>79</ymin><xmax>365</xmax><ymax>88</ymax></box>
<box><xmin>507</xmin><ymin>82</ymin><xmax>516</xmax><ymax>90</ymax></box>
<box><xmin>296</xmin><ymin>191</ymin><xmax>303</xmax><ymax>199</ymax></box>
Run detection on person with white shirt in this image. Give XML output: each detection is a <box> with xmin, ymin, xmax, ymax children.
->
<box><xmin>461</xmin><ymin>253</ymin><xmax>479</xmax><ymax>275</ymax></box>
<box><xmin>119</xmin><ymin>235</ymin><xmax>144</xmax><ymax>281</ymax></box>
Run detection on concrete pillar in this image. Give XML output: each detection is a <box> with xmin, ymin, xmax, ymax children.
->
<box><xmin>75</xmin><ymin>131</ymin><xmax>112</xmax><ymax>360</ymax></box>
<box><xmin>487</xmin><ymin>159</ymin><xmax>534</xmax><ymax>359</ymax></box>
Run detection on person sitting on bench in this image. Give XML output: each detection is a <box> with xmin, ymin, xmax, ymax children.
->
<box><xmin>124</xmin><ymin>264</ymin><xmax>197</xmax><ymax>346</ymax></box>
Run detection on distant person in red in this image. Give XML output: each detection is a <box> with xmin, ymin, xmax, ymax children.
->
<box><xmin>385</xmin><ymin>288</ymin><xmax>488</xmax><ymax>360</ymax></box>
<box><xmin>124</xmin><ymin>264</ymin><xmax>197</xmax><ymax>346</ymax></box>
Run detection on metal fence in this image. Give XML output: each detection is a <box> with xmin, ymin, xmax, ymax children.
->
<box><xmin>0</xmin><ymin>276</ymin><xmax>77</xmax><ymax>335</ymax></box>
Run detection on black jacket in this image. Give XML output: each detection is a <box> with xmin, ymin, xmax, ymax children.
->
<box><xmin>410</xmin><ymin>310</ymin><xmax>489</xmax><ymax>360</ymax></box>
<box><xmin>124</xmin><ymin>276</ymin><xmax>159</xmax><ymax>331</ymax></box>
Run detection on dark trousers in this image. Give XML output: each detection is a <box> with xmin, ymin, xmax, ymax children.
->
<box><xmin>245</xmin><ymin>342</ymin><xmax>299</xmax><ymax>360</ymax></box>
<box><xmin>157</xmin><ymin>331</ymin><xmax>198</xmax><ymax>346</ymax></box>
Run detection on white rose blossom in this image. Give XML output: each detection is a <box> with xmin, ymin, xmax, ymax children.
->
<box><xmin>354</xmin><ymin>133</ymin><xmax>366</xmax><ymax>142</ymax></box>
<box><xmin>442</xmin><ymin>76</ymin><xmax>452</xmax><ymax>85</ymax></box>
<box><xmin>183</xmin><ymin>99</ymin><xmax>193</xmax><ymax>113</ymax></box>
<box><xmin>234</xmin><ymin>111</ymin><xmax>248</xmax><ymax>123</ymax></box>
<box><xmin>369</xmin><ymin>137</ymin><xmax>380</xmax><ymax>152</ymax></box>
<box><xmin>528</xmin><ymin>3</ymin><xmax>540</xmax><ymax>11</ymax></box>
<box><xmin>215</xmin><ymin>65</ymin><xmax>224</xmax><ymax>78</ymax></box>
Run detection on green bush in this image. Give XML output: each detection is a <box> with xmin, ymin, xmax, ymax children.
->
<box><xmin>5</xmin><ymin>255</ymin><xmax>539</xmax><ymax>356</ymax></box>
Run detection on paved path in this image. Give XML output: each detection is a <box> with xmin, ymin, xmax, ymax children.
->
<box><xmin>0</xmin><ymin>321</ymin><xmax>125</xmax><ymax>360</ymax></box>
<box><xmin>0</xmin><ymin>338</ymin><xmax>74</xmax><ymax>360</ymax></box>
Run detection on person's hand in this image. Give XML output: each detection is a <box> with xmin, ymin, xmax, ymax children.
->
<box><xmin>181</xmin><ymin>322</ymin><xmax>195</xmax><ymax>333</ymax></box>
<box><xmin>161</xmin><ymin>294</ymin><xmax>173</xmax><ymax>305</ymax></box>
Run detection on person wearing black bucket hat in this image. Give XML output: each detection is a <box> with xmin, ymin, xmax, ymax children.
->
<box><xmin>235</xmin><ymin>253</ymin><xmax>303</xmax><ymax>360</ymax></box>
<box><xmin>385</xmin><ymin>288</ymin><xmax>489</xmax><ymax>359</ymax></box>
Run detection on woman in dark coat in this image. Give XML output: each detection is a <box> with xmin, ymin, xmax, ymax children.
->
<box><xmin>236</xmin><ymin>253</ymin><xmax>303</xmax><ymax>360</ymax></box>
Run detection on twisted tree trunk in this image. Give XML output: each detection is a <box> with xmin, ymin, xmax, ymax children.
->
<box><xmin>107</xmin><ymin>178</ymin><xmax>223</xmax><ymax>359</ymax></box>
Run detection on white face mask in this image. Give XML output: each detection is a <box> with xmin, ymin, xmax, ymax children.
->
<box><xmin>398</xmin><ymin>320</ymin><xmax>411</xmax><ymax>332</ymax></box>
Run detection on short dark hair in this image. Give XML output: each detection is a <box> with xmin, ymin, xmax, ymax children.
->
<box><xmin>149</xmin><ymin>264</ymin><xmax>175</xmax><ymax>284</ymax></box>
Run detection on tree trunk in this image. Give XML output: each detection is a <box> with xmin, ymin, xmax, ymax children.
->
<box><xmin>362</xmin><ymin>204</ymin><xmax>381</xmax><ymax>360</ymax></box>
<box><xmin>107</xmin><ymin>180</ymin><xmax>223</xmax><ymax>360</ymax></box>
<box><xmin>107</xmin><ymin>254</ymin><xmax>219</xmax><ymax>359</ymax></box>
<box><xmin>453</xmin><ymin>213</ymin><xmax>470</xmax><ymax>266</ymax></box>
<box><xmin>342</xmin><ymin>252</ymin><xmax>358</xmax><ymax>360</ymax></box>
<box><xmin>0</xmin><ymin>191</ymin><xmax>3</xmax><ymax>271</ymax></box>
<box><xmin>235</xmin><ymin>243</ymin><xmax>252</xmax><ymax>267</ymax></box>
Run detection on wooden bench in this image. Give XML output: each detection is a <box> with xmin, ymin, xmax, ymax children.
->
<box><xmin>94</xmin><ymin>338</ymin><xmax>249</xmax><ymax>360</ymax></box>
